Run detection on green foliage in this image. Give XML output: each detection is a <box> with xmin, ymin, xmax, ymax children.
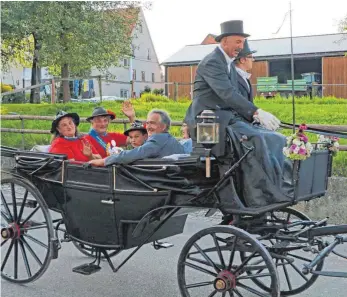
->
<box><xmin>1</xmin><ymin>95</ymin><xmax>346</xmax><ymax>176</ymax></box>
<box><xmin>1</xmin><ymin>1</ymin><xmax>141</xmax><ymax>84</ymax></box>
<box><xmin>152</xmin><ymin>88</ymin><xmax>164</xmax><ymax>95</ymax></box>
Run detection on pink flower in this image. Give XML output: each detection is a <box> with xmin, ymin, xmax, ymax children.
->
<box><xmin>290</xmin><ymin>144</ymin><xmax>297</xmax><ymax>152</ymax></box>
<box><xmin>299</xmin><ymin>135</ymin><xmax>308</xmax><ymax>142</ymax></box>
<box><xmin>298</xmin><ymin>147</ymin><xmax>307</xmax><ymax>155</ymax></box>
<box><xmin>299</xmin><ymin>123</ymin><xmax>307</xmax><ymax>131</ymax></box>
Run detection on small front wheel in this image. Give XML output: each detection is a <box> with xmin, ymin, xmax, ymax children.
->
<box><xmin>177</xmin><ymin>226</ymin><xmax>280</xmax><ymax>297</ymax></box>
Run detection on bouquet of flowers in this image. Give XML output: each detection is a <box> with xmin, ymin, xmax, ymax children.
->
<box><xmin>283</xmin><ymin>124</ymin><xmax>313</xmax><ymax>161</ymax></box>
<box><xmin>317</xmin><ymin>134</ymin><xmax>340</xmax><ymax>156</ymax></box>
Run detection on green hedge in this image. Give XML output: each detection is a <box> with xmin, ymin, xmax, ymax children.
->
<box><xmin>1</xmin><ymin>95</ymin><xmax>346</xmax><ymax>176</ymax></box>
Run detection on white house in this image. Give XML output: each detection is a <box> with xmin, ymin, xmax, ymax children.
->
<box><xmin>2</xmin><ymin>8</ymin><xmax>163</xmax><ymax>99</ymax></box>
<box><xmin>92</xmin><ymin>8</ymin><xmax>164</xmax><ymax>98</ymax></box>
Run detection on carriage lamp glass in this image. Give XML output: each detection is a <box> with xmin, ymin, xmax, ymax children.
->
<box><xmin>196</xmin><ymin>110</ymin><xmax>219</xmax><ymax>145</ymax></box>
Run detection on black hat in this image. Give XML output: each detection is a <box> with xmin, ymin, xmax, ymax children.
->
<box><xmin>235</xmin><ymin>39</ymin><xmax>257</xmax><ymax>60</ymax></box>
<box><xmin>86</xmin><ymin>107</ymin><xmax>116</xmax><ymax>122</ymax></box>
<box><xmin>215</xmin><ymin>20</ymin><xmax>250</xmax><ymax>42</ymax></box>
<box><xmin>50</xmin><ymin>111</ymin><xmax>80</xmax><ymax>134</ymax></box>
<box><xmin>124</xmin><ymin>120</ymin><xmax>147</xmax><ymax>136</ymax></box>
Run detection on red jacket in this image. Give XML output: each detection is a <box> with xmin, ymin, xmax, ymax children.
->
<box><xmin>49</xmin><ymin>136</ymin><xmax>98</xmax><ymax>162</ymax></box>
<box><xmin>85</xmin><ymin>132</ymin><xmax>127</xmax><ymax>158</ymax></box>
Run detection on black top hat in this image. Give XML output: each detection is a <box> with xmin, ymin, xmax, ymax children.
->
<box><xmin>215</xmin><ymin>20</ymin><xmax>250</xmax><ymax>42</ymax></box>
<box><xmin>50</xmin><ymin>111</ymin><xmax>80</xmax><ymax>134</ymax></box>
<box><xmin>86</xmin><ymin>107</ymin><xmax>116</xmax><ymax>122</ymax></box>
<box><xmin>235</xmin><ymin>39</ymin><xmax>257</xmax><ymax>60</ymax></box>
<box><xmin>124</xmin><ymin>120</ymin><xmax>147</xmax><ymax>136</ymax></box>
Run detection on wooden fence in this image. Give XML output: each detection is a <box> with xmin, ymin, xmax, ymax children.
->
<box><xmin>1</xmin><ymin>114</ymin><xmax>346</xmax><ymax>151</ymax></box>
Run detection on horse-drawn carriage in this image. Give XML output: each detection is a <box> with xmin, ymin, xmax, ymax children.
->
<box><xmin>1</xmin><ymin>113</ymin><xmax>347</xmax><ymax>297</ymax></box>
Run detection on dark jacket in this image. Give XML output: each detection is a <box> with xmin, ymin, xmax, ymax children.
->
<box><xmin>236</xmin><ymin>72</ymin><xmax>254</xmax><ymax>102</ymax></box>
<box><xmin>184</xmin><ymin>47</ymin><xmax>258</xmax><ymax>156</ymax></box>
<box><xmin>105</xmin><ymin>133</ymin><xmax>185</xmax><ymax>165</ymax></box>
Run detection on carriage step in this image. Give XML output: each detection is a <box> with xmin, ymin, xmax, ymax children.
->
<box><xmin>310</xmin><ymin>270</ymin><xmax>347</xmax><ymax>278</ymax></box>
<box><xmin>72</xmin><ymin>263</ymin><xmax>101</xmax><ymax>275</ymax></box>
<box><xmin>152</xmin><ymin>241</ymin><xmax>174</xmax><ymax>250</ymax></box>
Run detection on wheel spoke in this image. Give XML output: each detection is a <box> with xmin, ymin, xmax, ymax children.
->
<box><xmin>21</xmin><ymin>237</ymin><xmax>43</xmax><ymax>266</ymax></box>
<box><xmin>234</xmin><ymin>251</ymin><xmax>257</xmax><ymax>274</ymax></box>
<box><xmin>185</xmin><ymin>281</ymin><xmax>214</xmax><ymax>289</ymax></box>
<box><xmin>10</xmin><ymin>183</ymin><xmax>18</xmax><ymax>221</ymax></box>
<box><xmin>1</xmin><ymin>210</ymin><xmax>11</xmax><ymax>224</ymax></box>
<box><xmin>1</xmin><ymin>238</ymin><xmax>9</xmax><ymax>247</ymax></box>
<box><xmin>237</xmin><ymin>282</ymin><xmax>269</xmax><ymax>297</ymax></box>
<box><xmin>233</xmin><ymin>288</ymin><xmax>243</xmax><ymax>297</ymax></box>
<box><xmin>208</xmin><ymin>289</ymin><xmax>218</xmax><ymax>297</ymax></box>
<box><xmin>1</xmin><ymin>190</ymin><xmax>13</xmax><ymax>221</ymax></box>
<box><xmin>187</xmin><ymin>256</ymin><xmax>223</xmax><ymax>270</ymax></box>
<box><xmin>287</xmin><ymin>252</ymin><xmax>313</xmax><ymax>263</ymax></box>
<box><xmin>282</xmin><ymin>259</ymin><xmax>293</xmax><ymax>291</ymax></box>
<box><xmin>14</xmin><ymin>239</ymin><xmax>19</xmax><ymax>279</ymax></box>
<box><xmin>24</xmin><ymin>234</ymin><xmax>48</xmax><ymax>249</ymax></box>
<box><xmin>17</xmin><ymin>190</ymin><xmax>29</xmax><ymax>223</ymax></box>
<box><xmin>227</xmin><ymin>236</ymin><xmax>238</xmax><ymax>271</ymax></box>
<box><xmin>19</xmin><ymin>239</ymin><xmax>32</xmax><ymax>278</ymax></box>
<box><xmin>237</xmin><ymin>272</ymin><xmax>271</xmax><ymax>280</ymax></box>
<box><xmin>193</xmin><ymin>243</ymin><xmax>220</xmax><ymax>273</ymax></box>
<box><xmin>1</xmin><ymin>239</ymin><xmax>14</xmax><ymax>271</ymax></box>
<box><xmin>184</xmin><ymin>261</ymin><xmax>217</xmax><ymax>277</ymax></box>
<box><xmin>211</xmin><ymin>233</ymin><xmax>226</xmax><ymax>269</ymax></box>
<box><xmin>286</xmin><ymin>212</ymin><xmax>291</xmax><ymax>223</ymax></box>
<box><xmin>288</xmin><ymin>261</ymin><xmax>309</xmax><ymax>281</ymax></box>
<box><xmin>22</xmin><ymin>224</ymin><xmax>48</xmax><ymax>231</ymax></box>
<box><xmin>21</xmin><ymin>206</ymin><xmax>40</xmax><ymax>226</ymax></box>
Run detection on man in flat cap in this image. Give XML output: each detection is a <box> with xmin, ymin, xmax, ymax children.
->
<box><xmin>185</xmin><ymin>20</ymin><xmax>292</xmax><ymax>211</ymax></box>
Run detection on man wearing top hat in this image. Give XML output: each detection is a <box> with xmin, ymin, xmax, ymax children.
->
<box><xmin>234</xmin><ymin>39</ymin><xmax>256</xmax><ymax>102</ymax></box>
<box><xmin>85</xmin><ymin>102</ymin><xmax>135</xmax><ymax>158</ymax></box>
<box><xmin>184</xmin><ymin>20</ymin><xmax>293</xmax><ymax>209</ymax></box>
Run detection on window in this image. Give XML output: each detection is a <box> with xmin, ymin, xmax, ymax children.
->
<box><xmin>123</xmin><ymin>58</ymin><xmax>129</xmax><ymax>67</ymax></box>
<box><xmin>141</xmin><ymin>71</ymin><xmax>145</xmax><ymax>82</ymax></box>
<box><xmin>132</xmin><ymin>69</ymin><xmax>136</xmax><ymax>81</ymax></box>
<box><xmin>131</xmin><ymin>44</ymin><xmax>136</xmax><ymax>57</ymax></box>
<box><xmin>151</xmin><ymin>73</ymin><xmax>155</xmax><ymax>83</ymax></box>
<box><xmin>120</xmin><ymin>89</ymin><xmax>129</xmax><ymax>98</ymax></box>
<box><xmin>147</xmin><ymin>48</ymin><xmax>151</xmax><ymax>60</ymax></box>
<box><xmin>139</xmin><ymin>23</ymin><xmax>143</xmax><ymax>33</ymax></box>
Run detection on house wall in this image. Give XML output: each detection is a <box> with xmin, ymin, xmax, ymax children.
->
<box><xmin>93</xmin><ymin>9</ymin><xmax>163</xmax><ymax>98</ymax></box>
<box><xmin>322</xmin><ymin>56</ymin><xmax>347</xmax><ymax>98</ymax></box>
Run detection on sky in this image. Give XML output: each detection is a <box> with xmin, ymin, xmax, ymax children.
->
<box><xmin>143</xmin><ymin>0</ymin><xmax>347</xmax><ymax>63</ymax></box>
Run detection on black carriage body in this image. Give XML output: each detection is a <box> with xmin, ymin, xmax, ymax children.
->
<box><xmin>1</xmin><ymin>145</ymin><xmax>333</xmax><ymax>249</ymax></box>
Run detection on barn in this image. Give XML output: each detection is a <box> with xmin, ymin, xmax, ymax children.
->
<box><xmin>162</xmin><ymin>33</ymin><xmax>347</xmax><ymax>99</ymax></box>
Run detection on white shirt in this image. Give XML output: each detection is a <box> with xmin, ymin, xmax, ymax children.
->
<box><xmin>218</xmin><ymin>44</ymin><xmax>235</xmax><ymax>73</ymax></box>
<box><xmin>235</xmin><ymin>67</ymin><xmax>252</xmax><ymax>91</ymax></box>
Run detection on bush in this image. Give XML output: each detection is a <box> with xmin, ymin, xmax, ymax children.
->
<box><xmin>153</xmin><ymin>88</ymin><xmax>164</xmax><ymax>95</ymax></box>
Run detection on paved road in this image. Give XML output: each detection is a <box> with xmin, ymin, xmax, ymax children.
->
<box><xmin>1</xmin><ymin>213</ymin><xmax>346</xmax><ymax>297</ymax></box>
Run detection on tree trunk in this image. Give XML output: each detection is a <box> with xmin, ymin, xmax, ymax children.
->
<box><xmin>30</xmin><ymin>33</ymin><xmax>41</xmax><ymax>104</ymax></box>
<box><xmin>62</xmin><ymin>63</ymin><xmax>70</xmax><ymax>102</ymax></box>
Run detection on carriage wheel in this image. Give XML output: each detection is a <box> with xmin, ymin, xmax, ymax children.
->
<box><xmin>241</xmin><ymin>207</ymin><xmax>324</xmax><ymax>296</ymax></box>
<box><xmin>1</xmin><ymin>176</ymin><xmax>54</xmax><ymax>283</ymax></box>
<box><xmin>177</xmin><ymin>226</ymin><xmax>280</xmax><ymax>297</ymax></box>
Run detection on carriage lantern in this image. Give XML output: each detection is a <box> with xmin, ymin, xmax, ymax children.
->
<box><xmin>196</xmin><ymin>110</ymin><xmax>219</xmax><ymax>178</ymax></box>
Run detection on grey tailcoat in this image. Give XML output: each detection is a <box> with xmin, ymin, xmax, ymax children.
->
<box><xmin>237</xmin><ymin>73</ymin><xmax>254</xmax><ymax>103</ymax></box>
<box><xmin>184</xmin><ymin>47</ymin><xmax>258</xmax><ymax>156</ymax></box>
<box><xmin>105</xmin><ymin>133</ymin><xmax>185</xmax><ymax>165</ymax></box>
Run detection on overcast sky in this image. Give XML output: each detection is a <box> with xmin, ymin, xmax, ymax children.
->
<box><xmin>143</xmin><ymin>0</ymin><xmax>347</xmax><ymax>63</ymax></box>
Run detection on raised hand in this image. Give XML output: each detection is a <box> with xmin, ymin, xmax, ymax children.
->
<box><xmin>82</xmin><ymin>140</ymin><xmax>93</xmax><ymax>158</ymax></box>
<box><xmin>121</xmin><ymin>100</ymin><xmax>135</xmax><ymax>122</ymax></box>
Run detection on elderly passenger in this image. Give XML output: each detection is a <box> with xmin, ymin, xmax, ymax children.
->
<box><xmin>85</xmin><ymin>101</ymin><xmax>136</xmax><ymax>158</ymax></box>
<box><xmin>90</xmin><ymin>109</ymin><xmax>185</xmax><ymax>166</ymax></box>
<box><xmin>49</xmin><ymin>111</ymin><xmax>101</xmax><ymax>161</ymax></box>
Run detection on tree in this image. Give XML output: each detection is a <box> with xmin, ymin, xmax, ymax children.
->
<box><xmin>1</xmin><ymin>1</ymin><xmax>143</xmax><ymax>102</ymax></box>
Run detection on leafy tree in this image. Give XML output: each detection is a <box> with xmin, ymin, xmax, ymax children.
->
<box><xmin>1</xmin><ymin>1</ymin><xmax>143</xmax><ymax>102</ymax></box>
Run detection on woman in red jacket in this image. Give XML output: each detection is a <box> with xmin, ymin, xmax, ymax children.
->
<box><xmin>49</xmin><ymin>111</ymin><xmax>101</xmax><ymax>162</ymax></box>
